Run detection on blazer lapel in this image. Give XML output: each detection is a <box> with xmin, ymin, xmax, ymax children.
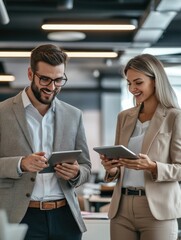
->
<box><xmin>12</xmin><ymin>92</ymin><xmax>34</xmax><ymax>152</ymax></box>
<box><xmin>142</xmin><ymin>104</ymin><xmax>166</xmax><ymax>154</ymax></box>
<box><xmin>119</xmin><ymin>105</ymin><xmax>141</xmax><ymax>181</ymax></box>
<box><xmin>52</xmin><ymin>99</ymin><xmax>64</xmax><ymax>151</ymax></box>
<box><xmin>120</xmin><ymin>105</ymin><xmax>141</xmax><ymax>146</ymax></box>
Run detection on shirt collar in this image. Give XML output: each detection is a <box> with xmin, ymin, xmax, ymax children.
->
<box><xmin>21</xmin><ymin>87</ymin><xmax>56</xmax><ymax>112</ymax></box>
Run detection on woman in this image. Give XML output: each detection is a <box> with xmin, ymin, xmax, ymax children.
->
<box><xmin>100</xmin><ymin>54</ymin><xmax>181</xmax><ymax>240</ymax></box>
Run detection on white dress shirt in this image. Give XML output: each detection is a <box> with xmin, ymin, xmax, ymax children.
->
<box><xmin>122</xmin><ymin>119</ymin><xmax>150</xmax><ymax>188</ymax></box>
<box><xmin>21</xmin><ymin>88</ymin><xmax>65</xmax><ymax>201</ymax></box>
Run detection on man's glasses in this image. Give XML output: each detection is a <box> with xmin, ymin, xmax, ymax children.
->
<box><xmin>34</xmin><ymin>72</ymin><xmax>68</xmax><ymax>87</ymax></box>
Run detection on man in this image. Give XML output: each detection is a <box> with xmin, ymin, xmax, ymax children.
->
<box><xmin>0</xmin><ymin>44</ymin><xmax>91</xmax><ymax>240</ymax></box>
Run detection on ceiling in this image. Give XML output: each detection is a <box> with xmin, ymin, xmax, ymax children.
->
<box><xmin>1</xmin><ymin>0</ymin><xmax>181</xmax><ymax>91</ymax></box>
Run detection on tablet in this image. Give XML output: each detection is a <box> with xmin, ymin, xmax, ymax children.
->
<box><xmin>93</xmin><ymin>145</ymin><xmax>138</xmax><ymax>160</ymax></box>
<box><xmin>39</xmin><ymin>150</ymin><xmax>82</xmax><ymax>174</ymax></box>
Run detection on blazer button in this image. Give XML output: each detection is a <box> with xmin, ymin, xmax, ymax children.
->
<box><xmin>26</xmin><ymin>193</ymin><xmax>31</xmax><ymax>198</ymax></box>
<box><xmin>30</xmin><ymin>177</ymin><xmax>35</xmax><ymax>182</ymax></box>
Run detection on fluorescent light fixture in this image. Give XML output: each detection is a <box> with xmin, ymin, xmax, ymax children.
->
<box><xmin>0</xmin><ymin>51</ymin><xmax>118</xmax><ymax>58</ymax></box>
<box><xmin>42</xmin><ymin>24</ymin><xmax>136</xmax><ymax>31</ymax></box>
<box><xmin>0</xmin><ymin>74</ymin><xmax>15</xmax><ymax>81</ymax></box>
<box><xmin>66</xmin><ymin>51</ymin><xmax>118</xmax><ymax>58</ymax></box>
<box><xmin>0</xmin><ymin>51</ymin><xmax>31</xmax><ymax>57</ymax></box>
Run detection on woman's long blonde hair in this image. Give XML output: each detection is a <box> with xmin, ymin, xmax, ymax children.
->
<box><xmin>123</xmin><ymin>54</ymin><xmax>180</xmax><ymax>109</ymax></box>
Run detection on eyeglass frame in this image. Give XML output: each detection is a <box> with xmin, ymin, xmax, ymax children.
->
<box><xmin>34</xmin><ymin>72</ymin><xmax>68</xmax><ymax>87</ymax></box>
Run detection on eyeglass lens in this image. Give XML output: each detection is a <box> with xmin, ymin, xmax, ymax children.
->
<box><xmin>35</xmin><ymin>72</ymin><xmax>67</xmax><ymax>87</ymax></box>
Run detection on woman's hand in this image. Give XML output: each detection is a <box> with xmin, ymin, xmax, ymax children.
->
<box><xmin>100</xmin><ymin>154</ymin><xmax>122</xmax><ymax>176</ymax></box>
<box><xmin>119</xmin><ymin>153</ymin><xmax>157</xmax><ymax>175</ymax></box>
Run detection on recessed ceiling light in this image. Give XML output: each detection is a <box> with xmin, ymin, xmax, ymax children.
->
<box><xmin>47</xmin><ymin>31</ymin><xmax>86</xmax><ymax>41</ymax></box>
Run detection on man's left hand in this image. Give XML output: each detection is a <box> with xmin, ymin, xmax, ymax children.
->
<box><xmin>54</xmin><ymin>160</ymin><xmax>80</xmax><ymax>180</ymax></box>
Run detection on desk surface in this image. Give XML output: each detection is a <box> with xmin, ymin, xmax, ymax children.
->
<box><xmin>82</xmin><ymin>211</ymin><xmax>108</xmax><ymax>219</ymax></box>
<box><xmin>89</xmin><ymin>195</ymin><xmax>111</xmax><ymax>203</ymax></box>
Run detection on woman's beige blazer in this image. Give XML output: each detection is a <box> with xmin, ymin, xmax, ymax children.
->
<box><xmin>107</xmin><ymin>104</ymin><xmax>181</xmax><ymax>220</ymax></box>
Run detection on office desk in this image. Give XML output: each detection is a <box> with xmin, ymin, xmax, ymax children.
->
<box><xmin>82</xmin><ymin>213</ymin><xmax>110</xmax><ymax>240</ymax></box>
<box><xmin>88</xmin><ymin>195</ymin><xmax>111</xmax><ymax>212</ymax></box>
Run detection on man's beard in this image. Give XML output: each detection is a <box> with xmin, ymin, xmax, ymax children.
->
<box><xmin>31</xmin><ymin>79</ymin><xmax>58</xmax><ymax>105</ymax></box>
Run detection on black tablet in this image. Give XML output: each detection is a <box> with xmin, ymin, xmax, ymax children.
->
<box><xmin>93</xmin><ymin>145</ymin><xmax>138</xmax><ymax>160</ymax></box>
<box><xmin>39</xmin><ymin>150</ymin><xmax>82</xmax><ymax>174</ymax></box>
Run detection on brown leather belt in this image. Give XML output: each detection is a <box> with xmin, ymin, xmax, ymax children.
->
<box><xmin>28</xmin><ymin>199</ymin><xmax>66</xmax><ymax>210</ymax></box>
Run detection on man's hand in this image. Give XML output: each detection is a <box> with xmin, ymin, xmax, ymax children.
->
<box><xmin>21</xmin><ymin>152</ymin><xmax>48</xmax><ymax>172</ymax></box>
<box><xmin>54</xmin><ymin>160</ymin><xmax>80</xmax><ymax>180</ymax></box>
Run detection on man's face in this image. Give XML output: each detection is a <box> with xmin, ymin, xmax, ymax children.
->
<box><xmin>29</xmin><ymin>61</ymin><xmax>65</xmax><ymax>105</ymax></box>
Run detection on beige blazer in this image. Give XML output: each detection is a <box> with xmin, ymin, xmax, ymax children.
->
<box><xmin>0</xmin><ymin>92</ymin><xmax>91</xmax><ymax>232</ymax></box>
<box><xmin>106</xmin><ymin>104</ymin><xmax>181</xmax><ymax>220</ymax></box>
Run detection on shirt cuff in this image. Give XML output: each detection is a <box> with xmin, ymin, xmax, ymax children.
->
<box><xmin>17</xmin><ymin>158</ymin><xmax>24</xmax><ymax>176</ymax></box>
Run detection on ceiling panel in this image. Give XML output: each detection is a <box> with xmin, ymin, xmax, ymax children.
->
<box><xmin>0</xmin><ymin>0</ymin><xmax>181</xmax><ymax>90</ymax></box>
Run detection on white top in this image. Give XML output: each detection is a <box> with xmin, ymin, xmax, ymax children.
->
<box><xmin>21</xmin><ymin>88</ymin><xmax>65</xmax><ymax>201</ymax></box>
<box><xmin>122</xmin><ymin>119</ymin><xmax>150</xmax><ymax>188</ymax></box>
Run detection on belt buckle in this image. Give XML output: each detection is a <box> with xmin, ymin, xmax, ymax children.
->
<box><xmin>39</xmin><ymin>201</ymin><xmax>54</xmax><ymax>211</ymax></box>
<box><xmin>40</xmin><ymin>201</ymin><xmax>47</xmax><ymax>210</ymax></box>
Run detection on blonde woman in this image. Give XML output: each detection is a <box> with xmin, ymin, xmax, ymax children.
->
<box><xmin>101</xmin><ymin>54</ymin><xmax>181</xmax><ymax>240</ymax></box>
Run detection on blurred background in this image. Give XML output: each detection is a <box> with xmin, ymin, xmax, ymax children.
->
<box><xmin>1</xmin><ymin>0</ymin><xmax>181</xmax><ymax>179</ymax></box>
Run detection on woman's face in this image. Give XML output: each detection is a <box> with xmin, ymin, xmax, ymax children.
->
<box><xmin>126</xmin><ymin>68</ymin><xmax>155</xmax><ymax>105</ymax></box>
